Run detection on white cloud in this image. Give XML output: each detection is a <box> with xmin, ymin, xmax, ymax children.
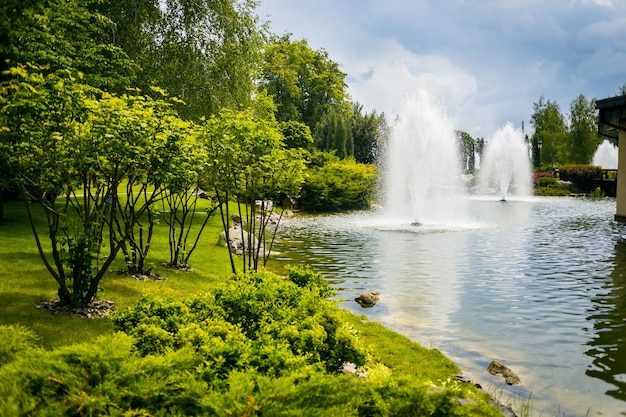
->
<box><xmin>260</xmin><ymin>0</ymin><xmax>626</xmax><ymax>137</ymax></box>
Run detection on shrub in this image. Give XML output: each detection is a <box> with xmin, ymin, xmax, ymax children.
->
<box><xmin>559</xmin><ymin>165</ymin><xmax>603</xmax><ymax>193</ymax></box>
<box><xmin>113</xmin><ymin>270</ymin><xmax>367</xmax><ymax>374</ymax></box>
<box><xmin>300</xmin><ymin>159</ymin><xmax>378</xmax><ymax>211</ymax></box>
<box><xmin>0</xmin><ymin>325</ymin><xmax>39</xmax><ymax>366</ymax></box>
<box><xmin>537</xmin><ymin>176</ymin><xmax>558</xmax><ymax>187</ymax></box>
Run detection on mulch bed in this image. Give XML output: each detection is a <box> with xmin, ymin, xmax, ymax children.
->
<box><xmin>37</xmin><ymin>300</ymin><xmax>116</xmax><ymax>319</ymax></box>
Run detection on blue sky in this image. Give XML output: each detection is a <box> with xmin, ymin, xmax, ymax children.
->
<box><xmin>258</xmin><ymin>0</ymin><xmax>626</xmax><ymax>138</ymax></box>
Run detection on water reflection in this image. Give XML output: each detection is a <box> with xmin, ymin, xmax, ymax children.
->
<box><xmin>272</xmin><ymin>198</ymin><xmax>626</xmax><ymax>416</ymax></box>
<box><xmin>586</xmin><ymin>238</ymin><xmax>626</xmax><ymax>401</ymax></box>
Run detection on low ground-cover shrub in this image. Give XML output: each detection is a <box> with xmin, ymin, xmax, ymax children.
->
<box><xmin>0</xmin><ymin>324</ymin><xmax>500</xmax><ymax>417</ymax></box>
<box><xmin>113</xmin><ymin>268</ymin><xmax>367</xmax><ymax>373</ymax></box>
<box><xmin>0</xmin><ymin>267</ymin><xmax>503</xmax><ymax>416</ymax></box>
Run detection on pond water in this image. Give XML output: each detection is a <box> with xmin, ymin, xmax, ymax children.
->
<box><xmin>271</xmin><ymin>196</ymin><xmax>626</xmax><ymax>417</ymax></box>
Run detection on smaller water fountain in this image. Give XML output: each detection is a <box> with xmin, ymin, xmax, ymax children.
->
<box><xmin>479</xmin><ymin>123</ymin><xmax>532</xmax><ymax>201</ymax></box>
<box><xmin>593</xmin><ymin>139</ymin><xmax>618</xmax><ymax>169</ymax></box>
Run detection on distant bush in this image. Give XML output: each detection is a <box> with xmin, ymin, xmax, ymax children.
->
<box><xmin>559</xmin><ymin>165</ymin><xmax>603</xmax><ymax>193</ymax></box>
<box><xmin>300</xmin><ymin>158</ymin><xmax>378</xmax><ymax>211</ymax></box>
<box><xmin>537</xmin><ymin>177</ymin><xmax>558</xmax><ymax>187</ymax></box>
<box><xmin>534</xmin><ymin>186</ymin><xmax>571</xmax><ymax>196</ymax></box>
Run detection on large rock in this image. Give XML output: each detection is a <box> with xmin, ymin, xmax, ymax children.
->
<box><xmin>355</xmin><ymin>291</ymin><xmax>380</xmax><ymax>308</ymax></box>
<box><xmin>217</xmin><ymin>224</ymin><xmax>263</xmax><ymax>255</ymax></box>
<box><xmin>487</xmin><ymin>360</ymin><xmax>521</xmax><ymax>385</ymax></box>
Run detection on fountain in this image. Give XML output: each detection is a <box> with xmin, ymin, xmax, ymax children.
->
<box><xmin>479</xmin><ymin>123</ymin><xmax>532</xmax><ymax>201</ymax></box>
<box><xmin>383</xmin><ymin>90</ymin><xmax>466</xmax><ymax>226</ymax></box>
<box><xmin>592</xmin><ymin>139</ymin><xmax>618</xmax><ymax>169</ymax></box>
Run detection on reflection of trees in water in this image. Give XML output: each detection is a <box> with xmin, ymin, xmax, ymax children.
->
<box><xmin>586</xmin><ymin>239</ymin><xmax>626</xmax><ymax>401</ymax></box>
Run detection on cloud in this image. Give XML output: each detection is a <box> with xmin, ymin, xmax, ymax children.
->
<box><xmin>260</xmin><ymin>0</ymin><xmax>626</xmax><ymax>137</ymax></box>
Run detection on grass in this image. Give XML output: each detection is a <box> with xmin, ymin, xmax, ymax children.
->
<box><xmin>0</xmin><ymin>198</ymin><xmax>505</xmax><ymax>415</ymax></box>
<box><xmin>0</xmin><ymin>199</ymin><xmax>231</xmax><ymax>348</ymax></box>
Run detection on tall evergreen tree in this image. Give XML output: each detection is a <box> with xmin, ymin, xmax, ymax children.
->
<box><xmin>351</xmin><ymin>103</ymin><xmax>386</xmax><ymax>164</ymax></box>
<box><xmin>314</xmin><ymin>108</ymin><xmax>353</xmax><ymax>159</ymax></box>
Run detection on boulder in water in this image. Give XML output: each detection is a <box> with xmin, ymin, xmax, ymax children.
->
<box><xmin>355</xmin><ymin>291</ymin><xmax>380</xmax><ymax>308</ymax></box>
<box><xmin>487</xmin><ymin>360</ymin><xmax>521</xmax><ymax>385</ymax></box>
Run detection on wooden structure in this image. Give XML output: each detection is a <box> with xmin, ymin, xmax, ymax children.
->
<box><xmin>596</xmin><ymin>96</ymin><xmax>626</xmax><ymax>222</ymax></box>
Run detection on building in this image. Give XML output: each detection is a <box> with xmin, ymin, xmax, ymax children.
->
<box><xmin>596</xmin><ymin>95</ymin><xmax>626</xmax><ymax>222</ymax></box>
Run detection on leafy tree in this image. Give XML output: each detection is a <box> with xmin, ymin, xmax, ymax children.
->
<box><xmin>0</xmin><ymin>66</ymin><xmax>122</xmax><ymax>307</ymax></box>
<box><xmin>314</xmin><ymin>107</ymin><xmax>354</xmax><ymax>159</ymax></box>
<box><xmin>279</xmin><ymin>120</ymin><xmax>314</xmax><ymax>151</ymax></box>
<box><xmin>456</xmin><ymin>130</ymin><xmax>477</xmax><ymax>174</ymax></box>
<box><xmin>259</xmin><ymin>35</ymin><xmax>350</xmax><ymax>128</ymax></box>
<box><xmin>0</xmin><ymin>0</ymin><xmax>138</xmax><ymax>91</ymax></box>
<box><xmin>567</xmin><ymin>94</ymin><xmax>601</xmax><ymax>165</ymax></box>
<box><xmin>351</xmin><ymin>103</ymin><xmax>387</xmax><ymax>165</ymax></box>
<box><xmin>94</xmin><ymin>90</ymin><xmax>196</xmax><ymax>276</ymax></box>
<box><xmin>160</xmin><ymin>123</ymin><xmax>220</xmax><ymax>269</ymax></box>
<box><xmin>96</xmin><ymin>0</ymin><xmax>265</xmax><ymax>120</ymax></box>
<box><xmin>200</xmin><ymin>109</ymin><xmax>305</xmax><ymax>273</ymax></box>
<box><xmin>530</xmin><ymin>96</ymin><xmax>568</xmax><ymax>168</ymax></box>
<box><xmin>0</xmin><ymin>0</ymin><xmax>138</xmax><ymax>221</ymax></box>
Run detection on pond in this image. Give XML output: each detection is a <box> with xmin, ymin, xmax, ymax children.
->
<box><xmin>271</xmin><ymin>196</ymin><xmax>626</xmax><ymax>417</ymax></box>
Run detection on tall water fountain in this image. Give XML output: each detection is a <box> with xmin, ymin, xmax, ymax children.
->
<box><xmin>593</xmin><ymin>139</ymin><xmax>618</xmax><ymax>169</ymax></box>
<box><xmin>383</xmin><ymin>90</ymin><xmax>466</xmax><ymax>226</ymax></box>
<box><xmin>479</xmin><ymin>123</ymin><xmax>532</xmax><ymax>201</ymax></box>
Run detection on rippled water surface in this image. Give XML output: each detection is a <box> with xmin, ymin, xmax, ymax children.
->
<box><xmin>272</xmin><ymin>197</ymin><xmax>626</xmax><ymax>417</ymax></box>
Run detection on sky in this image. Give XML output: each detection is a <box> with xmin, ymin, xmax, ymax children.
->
<box><xmin>258</xmin><ymin>0</ymin><xmax>626</xmax><ymax>138</ymax></box>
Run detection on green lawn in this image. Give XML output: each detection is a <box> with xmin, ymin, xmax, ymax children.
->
<box><xmin>0</xmin><ymin>199</ymin><xmax>231</xmax><ymax>348</ymax></box>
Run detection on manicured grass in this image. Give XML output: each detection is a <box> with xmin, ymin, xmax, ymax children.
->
<box><xmin>0</xmin><ymin>199</ymin><xmax>232</xmax><ymax>348</ymax></box>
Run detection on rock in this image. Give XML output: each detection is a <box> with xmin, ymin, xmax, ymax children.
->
<box><xmin>355</xmin><ymin>291</ymin><xmax>380</xmax><ymax>308</ymax></box>
<box><xmin>487</xmin><ymin>360</ymin><xmax>521</xmax><ymax>385</ymax></box>
<box><xmin>217</xmin><ymin>224</ymin><xmax>265</xmax><ymax>256</ymax></box>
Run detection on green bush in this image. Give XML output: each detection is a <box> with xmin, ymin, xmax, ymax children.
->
<box><xmin>0</xmin><ymin>268</ymin><xmax>502</xmax><ymax>416</ymax></box>
<box><xmin>0</xmin><ymin>325</ymin><xmax>39</xmax><ymax>366</ymax></box>
<box><xmin>559</xmin><ymin>164</ymin><xmax>603</xmax><ymax>193</ymax></box>
<box><xmin>537</xmin><ymin>176</ymin><xmax>558</xmax><ymax>187</ymax></box>
<box><xmin>0</xmin><ymin>325</ymin><xmax>500</xmax><ymax>416</ymax></box>
<box><xmin>534</xmin><ymin>186</ymin><xmax>571</xmax><ymax>196</ymax></box>
<box><xmin>300</xmin><ymin>158</ymin><xmax>378</xmax><ymax>211</ymax></box>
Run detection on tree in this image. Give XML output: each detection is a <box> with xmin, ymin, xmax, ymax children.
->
<box><xmin>0</xmin><ymin>0</ymin><xmax>138</xmax><ymax>221</ymax></box>
<box><xmin>567</xmin><ymin>94</ymin><xmax>601</xmax><ymax>165</ymax></box>
<box><xmin>259</xmin><ymin>35</ymin><xmax>350</xmax><ymax>128</ymax></box>
<box><xmin>96</xmin><ymin>0</ymin><xmax>265</xmax><ymax>120</ymax></box>
<box><xmin>530</xmin><ymin>96</ymin><xmax>568</xmax><ymax>167</ymax></box>
<box><xmin>351</xmin><ymin>103</ymin><xmax>387</xmax><ymax>165</ymax></box>
<box><xmin>314</xmin><ymin>107</ymin><xmax>353</xmax><ymax>159</ymax></box>
<box><xmin>0</xmin><ymin>66</ymin><xmax>122</xmax><ymax>307</ymax></box>
<box><xmin>160</xmin><ymin>122</ymin><xmax>221</xmax><ymax>269</ymax></box>
<box><xmin>93</xmin><ymin>90</ymin><xmax>195</xmax><ymax>276</ymax></box>
<box><xmin>200</xmin><ymin>109</ymin><xmax>305</xmax><ymax>273</ymax></box>
<box><xmin>278</xmin><ymin>120</ymin><xmax>314</xmax><ymax>151</ymax></box>
<box><xmin>456</xmin><ymin>130</ymin><xmax>476</xmax><ymax>174</ymax></box>
<box><xmin>0</xmin><ymin>0</ymin><xmax>138</xmax><ymax>91</ymax></box>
